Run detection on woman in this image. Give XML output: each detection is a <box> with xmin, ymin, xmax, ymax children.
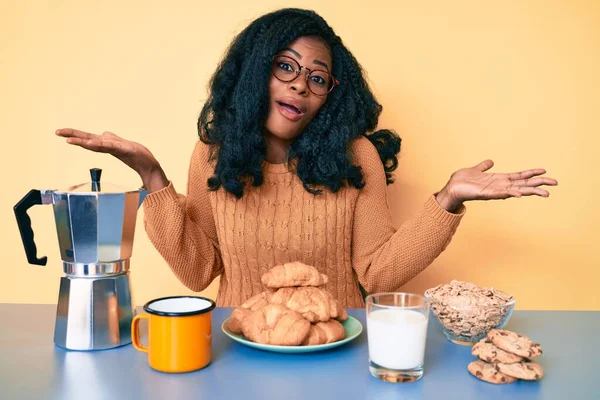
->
<box><xmin>55</xmin><ymin>8</ymin><xmax>557</xmax><ymax>307</ymax></box>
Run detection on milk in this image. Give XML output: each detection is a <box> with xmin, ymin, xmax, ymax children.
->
<box><xmin>367</xmin><ymin>308</ymin><xmax>428</xmax><ymax>370</ymax></box>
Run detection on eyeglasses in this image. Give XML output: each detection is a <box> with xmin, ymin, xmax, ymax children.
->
<box><xmin>271</xmin><ymin>55</ymin><xmax>339</xmax><ymax>96</ymax></box>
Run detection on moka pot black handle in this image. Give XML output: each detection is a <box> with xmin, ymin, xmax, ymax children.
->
<box><xmin>14</xmin><ymin>189</ymin><xmax>48</xmax><ymax>266</ymax></box>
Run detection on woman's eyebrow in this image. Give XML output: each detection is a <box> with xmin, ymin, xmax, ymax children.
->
<box><xmin>283</xmin><ymin>47</ymin><xmax>301</xmax><ymax>58</ymax></box>
<box><xmin>282</xmin><ymin>48</ymin><xmax>330</xmax><ymax>71</ymax></box>
<box><xmin>313</xmin><ymin>60</ymin><xmax>330</xmax><ymax>71</ymax></box>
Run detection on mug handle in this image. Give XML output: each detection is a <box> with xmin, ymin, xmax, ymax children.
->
<box><xmin>131</xmin><ymin>314</ymin><xmax>149</xmax><ymax>353</ymax></box>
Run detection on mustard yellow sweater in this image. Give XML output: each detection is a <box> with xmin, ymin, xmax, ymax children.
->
<box><xmin>143</xmin><ymin>136</ymin><xmax>465</xmax><ymax>307</ymax></box>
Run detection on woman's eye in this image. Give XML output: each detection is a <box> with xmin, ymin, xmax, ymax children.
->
<box><xmin>310</xmin><ymin>75</ymin><xmax>326</xmax><ymax>85</ymax></box>
<box><xmin>277</xmin><ymin>62</ymin><xmax>294</xmax><ymax>72</ymax></box>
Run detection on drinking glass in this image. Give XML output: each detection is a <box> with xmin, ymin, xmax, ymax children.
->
<box><xmin>366</xmin><ymin>293</ymin><xmax>430</xmax><ymax>383</ymax></box>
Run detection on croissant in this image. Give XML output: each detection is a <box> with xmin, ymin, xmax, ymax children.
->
<box><xmin>228</xmin><ymin>290</ymin><xmax>275</xmax><ymax>334</ymax></box>
<box><xmin>268</xmin><ymin>286</ymin><xmax>349</xmax><ymax>323</ymax></box>
<box><xmin>261</xmin><ymin>262</ymin><xmax>328</xmax><ymax>289</ymax></box>
<box><xmin>241</xmin><ymin>304</ymin><xmax>311</xmax><ymax>346</ymax></box>
<box><xmin>269</xmin><ymin>287</ymin><xmax>331</xmax><ymax>323</ymax></box>
<box><xmin>303</xmin><ymin>319</ymin><xmax>346</xmax><ymax>345</ymax></box>
<box><xmin>227</xmin><ymin>307</ymin><xmax>252</xmax><ymax>334</ymax></box>
<box><xmin>324</xmin><ymin>290</ymin><xmax>348</xmax><ymax>322</ymax></box>
<box><xmin>228</xmin><ymin>262</ymin><xmax>350</xmax><ymax>346</ymax></box>
<box><xmin>240</xmin><ymin>291</ymin><xmax>272</xmax><ymax>311</ymax></box>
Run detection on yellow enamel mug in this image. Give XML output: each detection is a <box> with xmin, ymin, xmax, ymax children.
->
<box><xmin>131</xmin><ymin>296</ymin><xmax>216</xmax><ymax>373</ymax></box>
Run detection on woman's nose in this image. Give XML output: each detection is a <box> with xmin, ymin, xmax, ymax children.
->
<box><xmin>289</xmin><ymin>69</ymin><xmax>309</xmax><ymax>95</ymax></box>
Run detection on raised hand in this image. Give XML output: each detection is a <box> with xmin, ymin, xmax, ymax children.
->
<box><xmin>435</xmin><ymin>160</ymin><xmax>558</xmax><ymax>212</ymax></box>
<box><xmin>55</xmin><ymin>128</ymin><xmax>169</xmax><ymax>192</ymax></box>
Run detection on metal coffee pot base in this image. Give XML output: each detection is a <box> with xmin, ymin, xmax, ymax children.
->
<box><xmin>54</xmin><ymin>271</ymin><xmax>136</xmax><ymax>351</ymax></box>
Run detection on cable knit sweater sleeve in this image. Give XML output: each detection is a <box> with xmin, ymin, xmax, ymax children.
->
<box><xmin>351</xmin><ymin>136</ymin><xmax>466</xmax><ymax>294</ymax></box>
<box><xmin>142</xmin><ymin>141</ymin><xmax>223</xmax><ymax>291</ymax></box>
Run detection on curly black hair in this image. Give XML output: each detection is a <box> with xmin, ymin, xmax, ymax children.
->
<box><xmin>198</xmin><ymin>8</ymin><xmax>401</xmax><ymax>198</ymax></box>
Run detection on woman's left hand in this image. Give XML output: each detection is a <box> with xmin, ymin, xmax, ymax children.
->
<box><xmin>435</xmin><ymin>160</ymin><xmax>558</xmax><ymax>213</ymax></box>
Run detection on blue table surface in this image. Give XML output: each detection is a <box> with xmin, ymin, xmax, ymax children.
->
<box><xmin>0</xmin><ymin>304</ymin><xmax>598</xmax><ymax>400</ymax></box>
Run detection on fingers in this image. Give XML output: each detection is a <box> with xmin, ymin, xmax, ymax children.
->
<box><xmin>55</xmin><ymin>128</ymin><xmax>120</xmax><ymax>140</ymax></box>
<box><xmin>63</xmin><ymin>135</ymin><xmax>131</xmax><ymax>156</ymax></box>
<box><xmin>63</xmin><ymin>136</ymin><xmax>111</xmax><ymax>153</ymax></box>
<box><xmin>509</xmin><ymin>177</ymin><xmax>558</xmax><ymax>187</ymax></box>
<box><xmin>490</xmin><ymin>186</ymin><xmax>549</xmax><ymax>199</ymax></box>
<box><xmin>56</xmin><ymin>128</ymin><xmax>129</xmax><ymax>154</ymax></box>
<box><xmin>55</xmin><ymin>128</ymin><xmax>98</xmax><ymax>140</ymax></box>
<box><xmin>506</xmin><ymin>168</ymin><xmax>547</xmax><ymax>180</ymax></box>
<box><xmin>516</xmin><ymin>187</ymin><xmax>550</xmax><ymax>197</ymax></box>
<box><xmin>474</xmin><ymin>159</ymin><xmax>494</xmax><ymax>172</ymax></box>
<box><xmin>482</xmin><ymin>181</ymin><xmax>554</xmax><ymax>199</ymax></box>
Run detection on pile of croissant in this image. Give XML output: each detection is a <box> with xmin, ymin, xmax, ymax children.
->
<box><xmin>227</xmin><ymin>262</ymin><xmax>348</xmax><ymax>346</ymax></box>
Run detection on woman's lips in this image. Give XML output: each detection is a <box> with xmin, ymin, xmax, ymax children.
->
<box><xmin>277</xmin><ymin>102</ymin><xmax>305</xmax><ymax>122</ymax></box>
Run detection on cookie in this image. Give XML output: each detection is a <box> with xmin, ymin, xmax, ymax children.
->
<box><xmin>467</xmin><ymin>360</ymin><xmax>517</xmax><ymax>384</ymax></box>
<box><xmin>488</xmin><ymin>329</ymin><xmax>543</xmax><ymax>358</ymax></box>
<box><xmin>472</xmin><ymin>338</ymin><xmax>524</xmax><ymax>364</ymax></box>
<box><xmin>495</xmin><ymin>361</ymin><xmax>544</xmax><ymax>380</ymax></box>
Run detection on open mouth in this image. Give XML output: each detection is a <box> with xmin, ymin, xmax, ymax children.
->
<box><xmin>276</xmin><ymin>101</ymin><xmax>305</xmax><ymax>121</ymax></box>
<box><xmin>277</xmin><ymin>102</ymin><xmax>303</xmax><ymax>114</ymax></box>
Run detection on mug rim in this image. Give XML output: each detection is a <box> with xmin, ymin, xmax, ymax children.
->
<box><xmin>143</xmin><ymin>295</ymin><xmax>216</xmax><ymax>317</ymax></box>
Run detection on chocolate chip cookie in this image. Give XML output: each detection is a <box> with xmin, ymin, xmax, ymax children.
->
<box><xmin>472</xmin><ymin>337</ymin><xmax>524</xmax><ymax>364</ymax></box>
<box><xmin>488</xmin><ymin>329</ymin><xmax>543</xmax><ymax>358</ymax></box>
<box><xmin>467</xmin><ymin>360</ymin><xmax>517</xmax><ymax>384</ymax></box>
<box><xmin>495</xmin><ymin>361</ymin><xmax>544</xmax><ymax>380</ymax></box>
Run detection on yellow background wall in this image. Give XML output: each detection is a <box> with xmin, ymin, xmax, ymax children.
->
<box><xmin>1</xmin><ymin>0</ymin><xmax>597</xmax><ymax>310</ymax></box>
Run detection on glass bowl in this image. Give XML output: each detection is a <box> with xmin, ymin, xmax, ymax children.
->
<box><xmin>424</xmin><ymin>290</ymin><xmax>515</xmax><ymax>346</ymax></box>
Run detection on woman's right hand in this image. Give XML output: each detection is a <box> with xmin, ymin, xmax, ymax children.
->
<box><xmin>55</xmin><ymin>128</ymin><xmax>169</xmax><ymax>192</ymax></box>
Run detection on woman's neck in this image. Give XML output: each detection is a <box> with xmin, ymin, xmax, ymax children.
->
<box><xmin>263</xmin><ymin>132</ymin><xmax>292</xmax><ymax>164</ymax></box>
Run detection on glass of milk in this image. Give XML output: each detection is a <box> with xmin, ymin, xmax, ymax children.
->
<box><xmin>366</xmin><ymin>293</ymin><xmax>430</xmax><ymax>383</ymax></box>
